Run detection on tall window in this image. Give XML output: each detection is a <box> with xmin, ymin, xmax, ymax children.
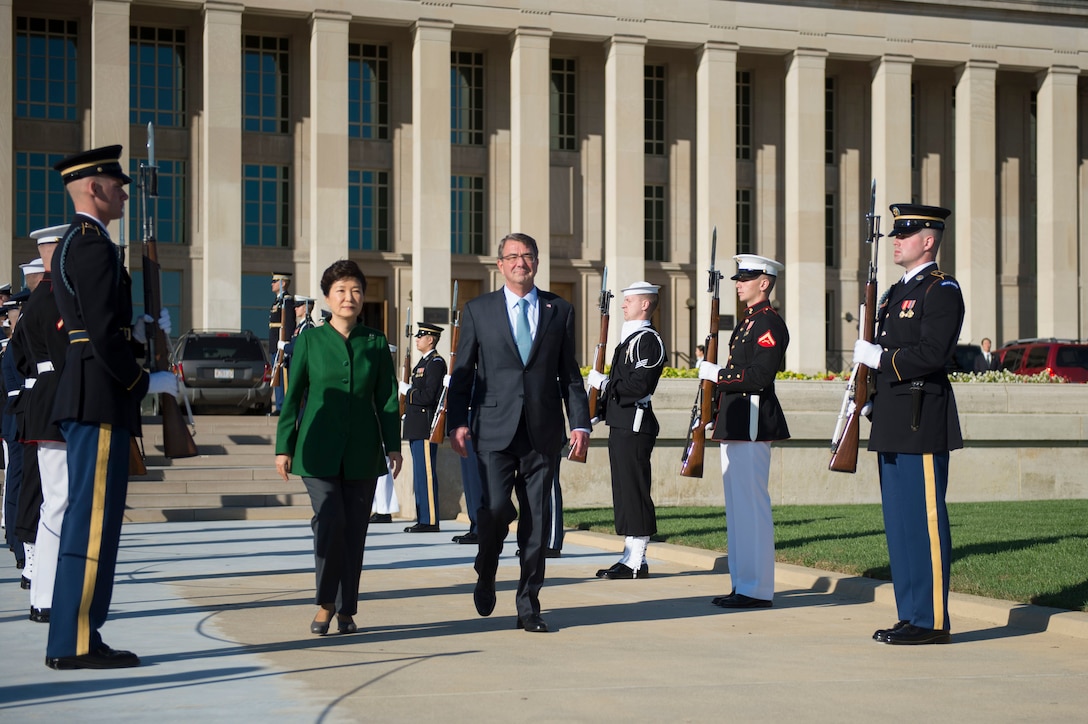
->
<box><xmin>348</xmin><ymin>169</ymin><xmax>390</xmax><ymax>251</ymax></box>
<box><xmin>240</xmin><ymin>273</ymin><xmax>273</xmax><ymax>339</ymax></box>
<box><xmin>736</xmin><ymin>188</ymin><xmax>753</xmax><ymax>255</ymax></box>
<box><xmin>825</xmin><ymin>290</ymin><xmax>836</xmax><ymax>368</ymax></box>
<box><xmin>737</xmin><ymin>70</ymin><xmax>752</xmax><ymax>160</ymax></box>
<box><xmin>451</xmin><ymin>51</ymin><xmax>484</xmax><ymax>146</ymax></box>
<box><xmin>130</xmin><ymin>26</ymin><xmax>186</xmax><ymax>126</ymax></box>
<box><xmin>243</xmin><ymin>164</ymin><xmax>290</xmax><ymax>247</ymax></box>
<box><xmin>348</xmin><ymin>43</ymin><xmax>389</xmax><ymax>140</ymax></box>
<box><xmin>243</xmin><ymin>35</ymin><xmax>289</xmax><ymax>134</ymax></box>
<box><xmin>645</xmin><ymin>184</ymin><xmax>667</xmax><ymax>261</ymax></box>
<box><xmin>15</xmin><ymin>16</ymin><xmax>78</xmax><ymax>121</ymax></box>
<box><xmin>910</xmin><ymin>82</ymin><xmax>917</xmax><ymax>170</ymax></box>
<box><xmin>14</xmin><ymin>151</ymin><xmax>71</xmax><ymax>237</ymax></box>
<box><xmin>824</xmin><ymin>77</ymin><xmax>835</xmax><ymax>165</ymax></box>
<box><xmin>127</xmin><ymin>158</ymin><xmax>188</xmax><ymax>244</ymax></box>
<box><xmin>550</xmin><ymin>58</ymin><xmax>576</xmax><ymax>151</ymax></box>
<box><xmin>451</xmin><ymin>175</ymin><xmax>485</xmax><ymax>254</ymax></box>
<box><xmin>644</xmin><ymin>64</ymin><xmax>666</xmax><ymax>156</ymax></box>
<box><xmin>825</xmin><ymin>193</ymin><xmax>836</xmax><ymax>267</ymax></box>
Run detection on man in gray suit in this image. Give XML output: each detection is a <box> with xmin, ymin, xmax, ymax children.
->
<box><xmin>447</xmin><ymin>233</ymin><xmax>590</xmax><ymax>633</ymax></box>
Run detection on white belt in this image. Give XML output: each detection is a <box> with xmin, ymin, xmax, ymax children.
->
<box><xmin>37</xmin><ymin>361</ymin><xmax>55</xmax><ymax>373</ymax></box>
<box><xmin>7</xmin><ymin>389</ymin><xmax>20</xmax><ymax>398</ymax></box>
<box><xmin>23</xmin><ymin>377</ymin><xmax>36</xmax><ymax>389</ymax></box>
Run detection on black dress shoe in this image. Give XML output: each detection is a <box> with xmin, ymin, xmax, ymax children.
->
<box><xmin>516</xmin><ymin>614</ymin><xmax>549</xmax><ymax>633</ymax></box>
<box><xmin>873</xmin><ymin>620</ymin><xmax>910</xmax><ymax>642</ymax></box>
<box><xmin>596</xmin><ymin>562</ymin><xmax>635</xmax><ymax>579</ymax></box>
<box><xmin>46</xmin><ymin>644</ymin><xmax>140</xmax><ymax>670</ymax></box>
<box><xmin>15</xmin><ymin>556</ymin><xmax>25</xmax><ymax>570</ymax></box>
<box><xmin>715</xmin><ymin>593</ymin><xmax>773</xmax><ymax>609</ymax></box>
<box><xmin>337</xmin><ymin>615</ymin><xmax>358</xmax><ymax>634</ymax></box>
<box><xmin>882</xmin><ymin>624</ymin><xmax>950</xmax><ymax>645</ymax></box>
<box><xmin>369</xmin><ymin>513</ymin><xmax>392</xmax><ymax>524</ymax></box>
<box><xmin>20</xmin><ymin>576</ymin><xmax>31</xmax><ymax>590</ymax></box>
<box><xmin>453</xmin><ymin>532</ymin><xmax>479</xmax><ymax>544</ymax></box>
<box><xmin>711</xmin><ymin>590</ymin><xmax>737</xmax><ymax>606</ymax></box>
<box><xmin>29</xmin><ymin>607</ymin><xmax>50</xmax><ymax>623</ymax></box>
<box><xmin>403</xmin><ymin>523</ymin><xmax>440</xmax><ymax>533</ymax></box>
<box><xmin>474</xmin><ymin>577</ymin><xmax>496</xmax><ymax>617</ymax></box>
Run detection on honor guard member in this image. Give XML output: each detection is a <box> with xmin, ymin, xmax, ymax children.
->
<box><xmin>400</xmin><ymin>322</ymin><xmax>446</xmax><ymax>532</ymax></box>
<box><xmin>853</xmin><ymin>203</ymin><xmax>963</xmax><ymax>646</ymax></box>
<box><xmin>269</xmin><ymin>272</ymin><xmax>296</xmax><ymax>414</ymax></box>
<box><xmin>698</xmin><ymin>254</ymin><xmax>790</xmax><ymax>609</ymax></box>
<box><xmin>9</xmin><ymin>225</ymin><xmax>71</xmax><ymax>624</ymax></box>
<box><xmin>21</xmin><ymin>258</ymin><xmax>46</xmax><ymax>293</ymax></box>
<box><xmin>46</xmin><ymin>145</ymin><xmax>179</xmax><ymax>670</ymax></box>
<box><xmin>587</xmin><ymin>281</ymin><xmax>667</xmax><ymax>580</ymax></box>
<box><xmin>2</xmin><ymin>290</ymin><xmax>31</xmax><ymax>584</ymax></box>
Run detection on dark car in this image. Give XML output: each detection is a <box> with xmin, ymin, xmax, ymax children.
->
<box><xmin>172</xmin><ymin>330</ymin><xmax>272</xmax><ymax>413</ymax></box>
<box><xmin>948</xmin><ymin>343</ymin><xmax>983</xmax><ymax>373</ymax></box>
<box><xmin>998</xmin><ymin>339</ymin><xmax>1088</xmax><ymax>383</ymax></box>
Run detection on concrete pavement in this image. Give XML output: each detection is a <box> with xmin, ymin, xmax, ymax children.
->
<box><xmin>2</xmin><ymin>518</ymin><xmax>1087</xmax><ymax>722</ymax></box>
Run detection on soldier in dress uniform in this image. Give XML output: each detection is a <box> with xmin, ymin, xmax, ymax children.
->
<box><xmin>2</xmin><ymin>290</ymin><xmax>31</xmax><ymax>585</ymax></box>
<box><xmin>853</xmin><ymin>203</ymin><xmax>963</xmax><ymax>646</ymax></box>
<box><xmin>587</xmin><ymin>281</ymin><xmax>667</xmax><ymax>580</ymax></box>
<box><xmin>20</xmin><ymin>258</ymin><xmax>45</xmax><ymax>293</ymax></box>
<box><xmin>45</xmin><ymin>145</ymin><xmax>178</xmax><ymax>670</ymax></box>
<box><xmin>269</xmin><ymin>272</ymin><xmax>296</xmax><ymax>414</ymax></box>
<box><xmin>400</xmin><ymin>322</ymin><xmax>446</xmax><ymax>532</ymax></box>
<box><xmin>697</xmin><ymin>254</ymin><xmax>790</xmax><ymax>609</ymax></box>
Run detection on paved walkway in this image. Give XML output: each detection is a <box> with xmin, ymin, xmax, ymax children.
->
<box><xmin>2</xmin><ymin>519</ymin><xmax>1087</xmax><ymax>722</ymax></box>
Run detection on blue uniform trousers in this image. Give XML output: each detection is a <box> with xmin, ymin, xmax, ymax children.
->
<box><xmin>878</xmin><ymin>451</ymin><xmax>952</xmax><ymax>631</ymax></box>
<box><xmin>46</xmin><ymin>421</ymin><xmax>130</xmax><ymax>658</ymax></box>
<box><xmin>459</xmin><ymin>434</ymin><xmax>484</xmax><ymax>534</ymax></box>
<box><xmin>409</xmin><ymin>439</ymin><xmax>439</xmax><ymax>525</ymax></box>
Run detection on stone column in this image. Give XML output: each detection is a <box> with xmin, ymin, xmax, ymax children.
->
<box><xmin>604</xmin><ymin>34</ymin><xmax>646</xmax><ymax>348</ymax></box>
<box><xmin>412</xmin><ymin>20</ymin><xmax>453</xmax><ymax>338</ymax></box>
<box><xmin>954</xmin><ymin>60</ymin><xmax>997</xmax><ymax>345</ymax></box>
<box><xmin>308</xmin><ymin>11</ymin><xmax>350</xmax><ymax>296</ymax></box>
<box><xmin>1035</xmin><ymin>65</ymin><xmax>1080</xmax><ymax>339</ymax></box>
<box><xmin>90</xmin><ymin>0</ymin><xmax>131</xmax><ymax>239</ymax></box>
<box><xmin>695</xmin><ymin>41</ymin><xmax>737</xmax><ymax>354</ymax></box>
<box><xmin>510</xmin><ymin>27</ymin><xmax>551</xmax><ymax>289</ymax></box>
<box><xmin>784</xmin><ymin>48</ymin><xmax>827</xmax><ymax>374</ymax></box>
<box><xmin>201</xmin><ymin>1</ymin><xmax>243</xmax><ymax>329</ymax></box>
<box><xmin>870</xmin><ymin>54</ymin><xmax>913</xmax><ymax>292</ymax></box>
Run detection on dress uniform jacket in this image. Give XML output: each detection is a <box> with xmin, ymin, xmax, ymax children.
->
<box><xmin>600</xmin><ymin>324</ymin><xmax>666</xmax><ymax>436</ymax></box>
<box><xmin>50</xmin><ymin>215</ymin><xmax>149</xmax><ymax>431</ymax></box>
<box><xmin>276</xmin><ymin>322</ymin><xmax>400</xmax><ymax>479</ymax></box>
<box><xmin>269</xmin><ymin>295</ymin><xmax>297</xmax><ymax>353</ymax></box>
<box><xmin>711</xmin><ymin>300</ymin><xmax>790</xmax><ymax>442</ymax></box>
<box><xmin>11</xmin><ymin>272</ymin><xmax>67</xmax><ymax>443</ymax></box>
<box><xmin>867</xmin><ymin>266</ymin><xmax>964</xmax><ymax>454</ymax></box>
<box><xmin>402</xmin><ymin>351</ymin><xmax>446</xmax><ymax>441</ymax></box>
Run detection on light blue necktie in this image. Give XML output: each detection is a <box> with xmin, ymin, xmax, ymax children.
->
<box><xmin>515</xmin><ymin>298</ymin><xmax>533</xmax><ymax>364</ymax></box>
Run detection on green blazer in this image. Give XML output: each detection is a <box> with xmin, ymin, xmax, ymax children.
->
<box><xmin>276</xmin><ymin>322</ymin><xmax>400</xmax><ymax>479</ymax></box>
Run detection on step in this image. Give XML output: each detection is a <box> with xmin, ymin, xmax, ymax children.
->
<box><xmin>124</xmin><ymin>505</ymin><xmax>314</xmax><ymax>523</ymax></box>
<box><xmin>125</xmin><ymin>492</ymin><xmax>310</xmax><ymax>509</ymax></box>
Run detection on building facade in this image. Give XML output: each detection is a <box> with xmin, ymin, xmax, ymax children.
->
<box><xmin>3</xmin><ymin>0</ymin><xmax>1087</xmax><ymax>373</ymax></box>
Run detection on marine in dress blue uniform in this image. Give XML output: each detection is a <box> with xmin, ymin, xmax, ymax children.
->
<box><xmin>854</xmin><ymin>203</ymin><xmax>963</xmax><ymax>646</ymax></box>
<box><xmin>698</xmin><ymin>255</ymin><xmax>790</xmax><ymax>608</ymax></box>
<box><xmin>401</xmin><ymin>322</ymin><xmax>446</xmax><ymax>532</ymax></box>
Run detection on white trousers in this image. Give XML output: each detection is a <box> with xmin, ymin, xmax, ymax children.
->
<box><xmin>720</xmin><ymin>441</ymin><xmax>775</xmax><ymax>601</ymax></box>
<box><xmin>371</xmin><ymin>459</ymin><xmax>400</xmax><ymax>515</ymax></box>
<box><xmin>31</xmin><ymin>441</ymin><xmax>68</xmax><ymax>610</ymax></box>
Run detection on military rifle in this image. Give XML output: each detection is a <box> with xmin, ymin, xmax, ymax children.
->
<box><xmin>829</xmin><ymin>179</ymin><xmax>882</xmax><ymax>473</ymax></box>
<box><xmin>429</xmin><ymin>283</ymin><xmax>459</xmax><ymax>444</ymax></box>
<box><xmin>680</xmin><ymin>227</ymin><xmax>722</xmax><ymax>478</ymax></box>
<box><xmin>399</xmin><ymin>306</ymin><xmax>412</xmax><ymax>417</ymax></box>
<box><xmin>569</xmin><ymin>268</ymin><xmax>612</xmax><ymax>464</ymax></box>
<box><xmin>269</xmin><ymin>290</ymin><xmax>289</xmax><ymax>390</ymax></box>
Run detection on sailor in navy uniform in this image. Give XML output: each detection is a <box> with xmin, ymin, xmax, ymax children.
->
<box><xmin>698</xmin><ymin>254</ymin><xmax>790</xmax><ymax>609</ymax></box>
<box><xmin>269</xmin><ymin>272</ymin><xmax>296</xmax><ymax>414</ymax></box>
<box><xmin>853</xmin><ymin>203</ymin><xmax>963</xmax><ymax>646</ymax></box>
<box><xmin>45</xmin><ymin>145</ymin><xmax>178</xmax><ymax>670</ymax></box>
<box><xmin>588</xmin><ymin>281</ymin><xmax>667</xmax><ymax>580</ymax></box>
<box><xmin>400</xmin><ymin>322</ymin><xmax>446</xmax><ymax>532</ymax></box>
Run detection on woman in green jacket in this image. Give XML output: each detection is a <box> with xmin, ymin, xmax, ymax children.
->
<box><xmin>275</xmin><ymin>259</ymin><xmax>402</xmax><ymax>635</ymax></box>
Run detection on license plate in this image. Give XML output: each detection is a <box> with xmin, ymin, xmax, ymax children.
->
<box><xmin>214</xmin><ymin>368</ymin><xmax>234</xmax><ymax>380</ymax></box>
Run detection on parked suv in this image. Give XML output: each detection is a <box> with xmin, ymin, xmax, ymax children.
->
<box><xmin>172</xmin><ymin>330</ymin><xmax>272</xmax><ymax>413</ymax></box>
<box><xmin>998</xmin><ymin>339</ymin><xmax>1088</xmax><ymax>383</ymax></box>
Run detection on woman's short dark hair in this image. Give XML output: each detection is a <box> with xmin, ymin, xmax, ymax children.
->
<box><xmin>320</xmin><ymin>259</ymin><xmax>367</xmax><ymax>297</ymax></box>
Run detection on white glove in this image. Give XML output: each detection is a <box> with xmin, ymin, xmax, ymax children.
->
<box><xmin>442</xmin><ymin>374</ymin><xmax>451</xmax><ymax>388</ymax></box>
<box><xmin>157</xmin><ymin>307</ymin><xmax>172</xmax><ymax>337</ymax></box>
<box><xmin>587</xmin><ymin>370</ymin><xmax>607</xmax><ymax>390</ymax></box>
<box><xmin>398</xmin><ymin>381</ymin><xmax>411</xmax><ymax>396</ymax></box>
<box><xmin>132</xmin><ymin>316</ymin><xmax>147</xmax><ymax>345</ymax></box>
<box><xmin>853</xmin><ymin>339</ymin><xmax>883</xmax><ymax>369</ymax></box>
<box><xmin>277</xmin><ymin>339</ymin><xmax>288</xmax><ymax>351</ymax></box>
<box><xmin>697</xmin><ymin>360</ymin><xmax>722</xmax><ymax>383</ymax></box>
<box><xmin>147</xmin><ymin>370</ymin><xmax>179</xmax><ymax>396</ymax></box>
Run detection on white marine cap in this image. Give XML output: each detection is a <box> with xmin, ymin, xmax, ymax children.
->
<box><xmin>20</xmin><ymin>258</ymin><xmax>45</xmax><ymax>276</ymax></box>
<box><xmin>621</xmin><ymin>281</ymin><xmax>661</xmax><ymax>297</ymax></box>
<box><xmin>731</xmin><ymin>254</ymin><xmax>784</xmax><ymax>280</ymax></box>
<box><xmin>30</xmin><ymin>224</ymin><xmax>68</xmax><ymax>245</ymax></box>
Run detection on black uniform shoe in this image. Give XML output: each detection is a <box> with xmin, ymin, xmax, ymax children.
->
<box><xmin>873</xmin><ymin>620</ymin><xmax>910</xmax><ymax>642</ymax></box>
<box><xmin>369</xmin><ymin>513</ymin><xmax>392</xmax><ymax>524</ymax></box>
<box><xmin>516</xmin><ymin>614</ymin><xmax>549</xmax><ymax>633</ymax></box>
<box><xmin>714</xmin><ymin>593</ymin><xmax>773</xmax><ymax>609</ymax></box>
<box><xmin>882</xmin><ymin>624</ymin><xmax>950</xmax><ymax>645</ymax></box>
<box><xmin>452</xmin><ymin>532</ymin><xmax>479</xmax><ymax>544</ymax></box>
<box><xmin>596</xmin><ymin>562</ymin><xmax>652</xmax><ymax>580</ymax></box>
<box><xmin>20</xmin><ymin>576</ymin><xmax>31</xmax><ymax>590</ymax></box>
<box><xmin>711</xmin><ymin>590</ymin><xmax>737</xmax><ymax>606</ymax></box>
<box><xmin>46</xmin><ymin>644</ymin><xmax>140</xmax><ymax>670</ymax></box>
<box><xmin>14</xmin><ymin>555</ymin><xmax>25</xmax><ymax>570</ymax></box>
<box><xmin>474</xmin><ymin>576</ymin><xmax>496</xmax><ymax>617</ymax></box>
<box><xmin>403</xmin><ymin>523</ymin><xmax>440</xmax><ymax>533</ymax></box>
<box><xmin>29</xmin><ymin>607</ymin><xmax>50</xmax><ymax>623</ymax></box>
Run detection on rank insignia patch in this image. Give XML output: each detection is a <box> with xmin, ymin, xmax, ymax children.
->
<box><xmin>757</xmin><ymin>331</ymin><xmax>776</xmax><ymax>348</ymax></box>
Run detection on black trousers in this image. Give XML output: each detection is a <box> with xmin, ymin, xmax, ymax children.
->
<box><xmin>474</xmin><ymin>418</ymin><xmax>555</xmax><ymax>618</ymax></box>
<box><xmin>302</xmin><ymin>475</ymin><xmax>378</xmax><ymax>616</ymax></box>
<box><xmin>607</xmin><ymin>427</ymin><xmax>657</xmax><ymax>537</ymax></box>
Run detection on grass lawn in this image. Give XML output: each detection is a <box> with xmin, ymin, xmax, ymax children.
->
<box><xmin>564</xmin><ymin>500</ymin><xmax>1088</xmax><ymax>612</ymax></box>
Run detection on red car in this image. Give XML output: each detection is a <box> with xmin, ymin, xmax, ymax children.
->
<box><xmin>998</xmin><ymin>339</ymin><xmax>1088</xmax><ymax>383</ymax></box>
